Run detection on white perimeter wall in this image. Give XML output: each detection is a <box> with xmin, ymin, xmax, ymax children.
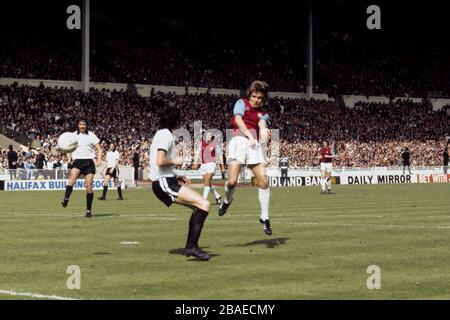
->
<box><xmin>2</xmin><ymin>77</ymin><xmax>449</xmax><ymax>110</ymax></box>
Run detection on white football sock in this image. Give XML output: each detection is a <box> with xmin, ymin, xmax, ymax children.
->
<box><xmin>259</xmin><ymin>188</ymin><xmax>270</xmax><ymax>221</ymax></box>
<box><xmin>210</xmin><ymin>185</ymin><xmax>221</xmax><ymax>199</ymax></box>
<box><xmin>321</xmin><ymin>178</ymin><xmax>326</xmax><ymax>191</ymax></box>
<box><xmin>326</xmin><ymin>178</ymin><xmax>331</xmax><ymax>190</ymax></box>
<box><xmin>224</xmin><ymin>181</ymin><xmax>236</xmax><ymax>204</ymax></box>
<box><xmin>202</xmin><ymin>186</ymin><xmax>210</xmax><ymax>200</ymax></box>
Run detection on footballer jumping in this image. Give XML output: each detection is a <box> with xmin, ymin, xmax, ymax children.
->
<box><xmin>219</xmin><ymin>81</ymin><xmax>273</xmax><ymax>235</ymax></box>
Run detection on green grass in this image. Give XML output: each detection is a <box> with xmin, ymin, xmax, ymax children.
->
<box><xmin>0</xmin><ymin>183</ymin><xmax>450</xmax><ymax>299</ymax></box>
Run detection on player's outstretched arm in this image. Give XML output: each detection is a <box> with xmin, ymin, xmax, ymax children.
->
<box><xmin>110</xmin><ymin>158</ymin><xmax>119</xmax><ymax>175</ymax></box>
<box><xmin>330</xmin><ymin>148</ymin><xmax>338</xmax><ymax>158</ymax></box>
<box><xmin>95</xmin><ymin>143</ymin><xmax>103</xmax><ymax>167</ymax></box>
<box><xmin>258</xmin><ymin>118</ymin><xmax>271</xmax><ymax>142</ymax></box>
<box><xmin>192</xmin><ymin>145</ymin><xmax>201</xmax><ymax>169</ymax></box>
<box><xmin>234</xmin><ymin>115</ymin><xmax>257</xmax><ymax>145</ymax></box>
<box><xmin>234</xmin><ymin>115</ymin><xmax>252</xmax><ymax>137</ymax></box>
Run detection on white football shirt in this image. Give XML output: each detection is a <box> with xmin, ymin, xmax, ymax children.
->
<box><xmin>71</xmin><ymin>131</ymin><xmax>100</xmax><ymax>160</ymax></box>
<box><xmin>106</xmin><ymin>150</ymin><xmax>120</xmax><ymax>168</ymax></box>
<box><xmin>149</xmin><ymin>129</ymin><xmax>176</xmax><ymax>181</ymax></box>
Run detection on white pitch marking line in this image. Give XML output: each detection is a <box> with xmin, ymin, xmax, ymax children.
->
<box><xmin>120</xmin><ymin>241</ymin><xmax>140</xmax><ymax>245</ymax></box>
<box><xmin>0</xmin><ymin>289</ymin><xmax>79</xmax><ymax>300</ymax></box>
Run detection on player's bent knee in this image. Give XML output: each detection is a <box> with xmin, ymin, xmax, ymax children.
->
<box><xmin>197</xmin><ymin>199</ymin><xmax>210</xmax><ymax>212</ymax></box>
<box><xmin>227</xmin><ymin>179</ymin><xmax>238</xmax><ymax>189</ymax></box>
<box><xmin>258</xmin><ymin>179</ymin><xmax>269</xmax><ymax>189</ymax></box>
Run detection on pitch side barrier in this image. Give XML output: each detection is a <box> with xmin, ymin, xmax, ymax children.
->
<box><xmin>169</xmin><ymin>166</ymin><xmax>449</xmax><ymax>187</ymax></box>
<box><xmin>1</xmin><ymin>167</ymin><xmax>448</xmax><ymax>191</ymax></box>
<box><xmin>264</xmin><ymin>166</ymin><xmax>449</xmax><ymax>187</ymax></box>
<box><xmin>0</xmin><ymin>169</ymin><xmax>125</xmax><ymax>191</ymax></box>
<box><xmin>172</xmin><ymin>166</ymin><xmax>450</xmax><ymax>187</ymax></box>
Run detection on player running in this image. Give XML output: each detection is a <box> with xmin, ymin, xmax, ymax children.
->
<box><xmin>98</xmin><ymin>142</ymin><xmax>124</xmax><ymax>201</ymax></box>
<box><xmin>150</xmin><ymin>108</ymin><xmax>211</xmax><ymax>261</ymax></box>
<box><xmin>61</xmin><ymin>119</ymin><xmax>102</xmax><ymax>218</ymax></box>
<box><xmin>219</xmin><ymin>81</ymin><xmax>273</xmax><ymax>235</ymax></box>
<box><xmin>318</xmin><ymin>141</ymin><xmax>337</xmax><ymax>194</ymax></box>
<box><xmin>193</xmin><ymin>132</ymin><xmax>222</xmax><ymax>205</ymax></box>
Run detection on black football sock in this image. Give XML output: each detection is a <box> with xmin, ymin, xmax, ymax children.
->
<box><xmin>185</xmin><ymin>210</ymin><xmax>197</xmax><ymax>249</ymax></box>
<box><xmin>64</xmin><ymin>185</ymin><xmax>73</xmax><ymax>199</ymax></box>
<box><xmin>117</xmin><ymin>186</ymin><xmax>123</xmax><ymax>199</ymax></box>
<box><xmin>102</xmin><ymin>186</ymin><xmax>108</xmax><ymax>198</ymax></box>
<box><xmin>189</xmin><ymin>209</ymin><xmax>209</xmax><ymax>249</ymax></box>
<box><xmin>87</xmin><ymin>193</ymin><xmax>94</xmax><ymax>211</ymax></box>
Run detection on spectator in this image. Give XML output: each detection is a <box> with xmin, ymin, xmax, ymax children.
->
<box><xmin>443</xmin><ymin>148</ymin><xmax>449</xmax><ymax>174</ymax></box>
<box><xmin>7</xmin><ymin>144</ymin><xmax>18</xmax><ymax>180</ymax></box>
<box><xmin>402</xmin><ymin>147</ymin><xmax>411</xmax><ymax>175</ymax></box>
<box><xmin>35</xmin><ymin>148</ymin><xmax>47</xmax><ymax>169</ymax></box>
<box><xmin>133</xmin><ymin>150</ymin><xmax>140</xmax><ymax>182</ymax></box>
<box><xmin>23</xmin><ymin>156</ymin><xmax>35</xmax><ymax>180</ymax></box>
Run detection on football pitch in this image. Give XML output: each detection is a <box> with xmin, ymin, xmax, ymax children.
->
<box><xmin>0</xmin><ymin>183</ymin><xmax>449</xmax><ymax>300</ymax></box>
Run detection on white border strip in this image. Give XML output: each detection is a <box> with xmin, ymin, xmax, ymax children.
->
<box><xmin>0</xmin><ymin>289</ymin><xmax>79</xmax><ymax>300</ymax></box>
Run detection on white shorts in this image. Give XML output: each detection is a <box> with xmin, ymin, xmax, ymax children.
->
<box><xmin>320</xmin><ymin>162</ymin><xmax>333</xmax><ymax>173</ymax></box>
<box><xmin>199</xmin><ymin>162</ymin><xmax>216</xmax><ymax>175</ymax></box>
<box><xmin>227</xmin><ymin>136</ymin><xmax>265</xmax><ymax>165</ymax></box>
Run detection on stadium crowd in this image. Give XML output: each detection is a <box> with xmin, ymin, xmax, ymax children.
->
<box><xmin>2</xmin><ymin>31</ymin><xmax>450</xmax><ymax>98</ymax></box>
<box><xmin>1</xmin><ymin>83</ymin><xmax>449</xmax><ymax>173</ymax></box>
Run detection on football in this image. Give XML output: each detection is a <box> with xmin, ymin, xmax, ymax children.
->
<box><xmin>57</xmin><ymin>132</ymin><xmax>78</xmax><ymax>153</ymax></box>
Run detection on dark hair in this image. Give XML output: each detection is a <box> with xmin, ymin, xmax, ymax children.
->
<box><xmin>77</xmin><ymin>118</ymin><xmax>89</xmax><ymax>134</ymax></box>
<box><xmin>159</xmin><ymin>108</ymin><xmax>180</xmax><ymax>130</ymax></box>
<box><xmin>8</xmin><ymin>145</ymin><xmax>13</xmax><ymax>151</ymax></box>
<box><xmin>247</xmin><ymin>80</ymin><xmax>269</xmax><ymax>100</ymax></box>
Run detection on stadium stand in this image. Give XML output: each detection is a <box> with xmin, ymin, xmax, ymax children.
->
<box><xmin>1</xmin><ymin>31</ymin><xmax>450</xmax><ymax>98</ymax></box>
<box><xmin>1</xmin><ymin>83</ymin><xmax>448</xmax><ymax>171</ymax></box>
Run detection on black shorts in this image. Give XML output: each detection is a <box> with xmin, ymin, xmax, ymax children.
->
<box><xmin>72</xmin><ymin>159</ymin><xmax>96</xmax><ymax>176</ymax></box>
<box><xmin>152</xmin><ymin>177</ymin><xmax>182</xmax><ymax>207</ymax></box>
<box><xmin>105</xmin><ymin>167</ymin><xmax>119</xmax><ymax>178</ymax></box>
